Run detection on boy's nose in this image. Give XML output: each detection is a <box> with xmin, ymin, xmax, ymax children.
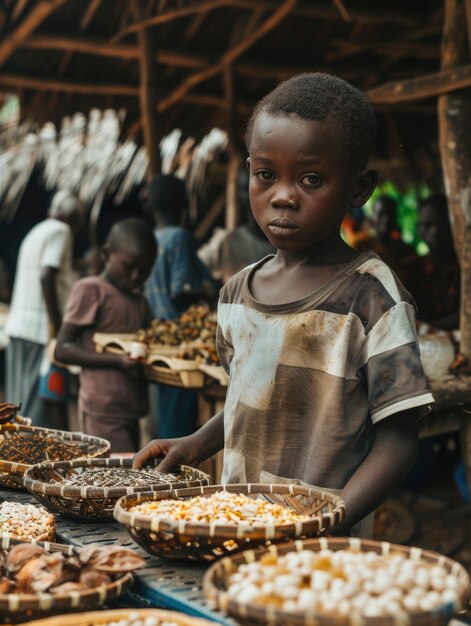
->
<box><xmin>271</xmin><ymin>186</ymin><xmax>299</xmax><ymax>210</ymax></box>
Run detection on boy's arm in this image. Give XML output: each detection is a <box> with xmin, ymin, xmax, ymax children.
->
<box><xmin>55</xmin><ymin>322</ymin><xmax>141</xmax><ymax>375</ymax></box>
<box><xmin>40</xmin><ymin>266</ymin><xmax>62</xmax><ymax>336</ymax></box>
<box><xmin>132</xmin><ymin>409</ymin><xmax>225</xmax><ymax>471</ymax></box>
<box><xmin>332</xmin><ymin>408</ymin><xmax>418</xmax><ymax>536</ymax></box>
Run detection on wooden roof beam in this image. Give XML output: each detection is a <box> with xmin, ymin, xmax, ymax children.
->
<box><xmin>0</xmin><ymin>0</ymin><xmax>65</xmax><ymax>67</ymax></box>
<box><xmin>367</xmin><ymin>65</ymin><xmax>471</xmax><ymax>104</ymax></box>
<box><xmin>327</xmin><ymin>40</ymin><xmax>439</xmax><ymax>62</ymax></box>
<box><xmin>157</xmin><ymin>0</ymin><xmax>298</xmax><ymax>113</ymax></box>
<box><xmin>230</xmin><ymin>1</ymin><xmax>419</xmax><ymax>27</ymax></box>
<box><xmin>112</xmin><ymin>0</ymin><xmax>233</xmax><ymax>42</ymax></box>
<box><xmin>0</xmin><ymin>71</ymin><xmax>253</xmax><ymax>112</ymax></box>
<box><xmin>22</xmin><ymin>35</ymin><xmax>139</xmax><ymax>59</ymax></box>
<box><xmin>0</xmin><ymin>73</ymin><xmax>139</xmax><ymax>96</ymax></box>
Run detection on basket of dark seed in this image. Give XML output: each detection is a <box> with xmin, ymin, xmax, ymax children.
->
<box><xmin>0</xmin><ymin>423</ymin><xmax>110</xmax><ymax>489</ymax></box>
<box><xmin>23</xmin><ymin>457</ymin><xmax>210</xmax><ymax>520</ymax></box>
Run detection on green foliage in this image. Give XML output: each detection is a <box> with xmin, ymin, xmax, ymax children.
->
<box><xmin>365</xmin><ymin>181</ymin><xmax>431</xmax><ymax>254</ymax></box>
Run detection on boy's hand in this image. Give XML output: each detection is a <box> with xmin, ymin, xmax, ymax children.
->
<box><xmin>117</xmin><ymin>355</ymin><xmax>143</xmax><ymax>378</ymax></box>
<box><xmin>132</xmin><ymin>435</ymin><xmax>198</xmax><ymax>473</ymax></box>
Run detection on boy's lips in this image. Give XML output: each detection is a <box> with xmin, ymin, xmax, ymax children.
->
<box><xmin>267</xmin><ymin>218</ymin><xmax>299</xmax><ymax>235</ymax></box>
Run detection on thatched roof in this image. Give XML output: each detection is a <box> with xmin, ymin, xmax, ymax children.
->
<box><xmin>0</xmin><ymin>0</ymin><xmax>451</xmax><ymax>187</ymax></box>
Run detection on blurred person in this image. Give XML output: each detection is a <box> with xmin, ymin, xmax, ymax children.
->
<box><xmin>217</xmin><ymin>168</ymin><xmax>274</xmax><ymax>284</ymax></box>
<box><xmin>145</xmin><ymin>174</ymin><xmax>216</xmax><ymax>439</ymax></box>
<box><xmin>5</xmin><ymin>191</ymin><xmax>82</xmax><ymax>427</ymax></box>
<box><xmin>55</xmin><ymin>219</ymin><xmax>156</xmax><ymax>452</ymax></box>
<box><xmin>408</xmin><ymin>195</ymin><xmax>460</xmax><ymax>330</ymax></box>
<box><xmin>356</xmin><ymin>194</ymin><xmax>417</xmax><ymax>284</ymax></box>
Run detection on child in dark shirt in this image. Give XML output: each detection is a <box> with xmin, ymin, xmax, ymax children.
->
<box><xmin>55</xmin><ymin>218</ymin><xmax>157</xmax><ymax>452</ymax></box>
<box><xmin>134</xmin><ymin>74</ymin><xmax>433</xmax><ymax>536</ymax></box>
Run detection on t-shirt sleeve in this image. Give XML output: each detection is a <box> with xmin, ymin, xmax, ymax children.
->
<box><xmin>355</xmin><ymin>286</ymin><xmax>434</xmax><ymax>424</ymax></box>
<box><xmin>216</xmin><ymin>297</ymin><xmax>234</xmax><ymax>375</ymax></box>
<box><xmin>63</xmin><ymin>280</ymin><xmax>101</xmax><ymax>327</ymax></box>
<box><xmin>41</xmin><ymin>227</ymin><xmax>71</xmax><ymax>269</ymax></box>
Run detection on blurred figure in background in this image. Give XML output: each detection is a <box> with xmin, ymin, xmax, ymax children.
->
<box><xmin>55</xmin><ymin>219</ymin><xmax>156</xmax><ymax>452</ymax></box>
<box><xmin>408</xmin><ymin>195</ymin><xmax>460</xmax><ymax>330</ymax></box>
<box><xmin>216</xmin><ymin>168</ymin><xmax>274</xmax><ymax>284</ymax></box>
<box><xmin>5</xmin><ymin>190</ymin><xmax>82</xmax><ymax>427</ymax></box>
<box><xmin>356</xmin><ymin>194</ymin><xmax>417</xmax><ymax>284</ymax></box>
<box><xmin>145</xmin><ymin>174</ymin><xmax>216</xmax><ymax>439</ymax></box>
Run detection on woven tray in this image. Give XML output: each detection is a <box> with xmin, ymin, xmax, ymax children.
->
<box><xmin>114</xmin><ymin>483</ymin><xmax>345</xmax><ymax>562</ymax></box>
<box><xmin>19</xmin><ymin>607</ymin><xmax>215</xmax><ymax>626</ymax></box>
<box><xmin>0</xmin><ymin>424</ymin><xmax>110</xmax><ymax>489</ymax></box>
<box><xmin>94</xmin><ymin>333</ymin><xmax>219</xmax><ymax>388</ymax></box>
<box><xmin>0</xmin><ymin>534</ymin><xmax>133</xmax><ymax>619</ymax></box>
<box><xmin>23</xmin><ymin>457</ymin><xmax>210</xmax><ymax>521</ymax></box>
<box><xmin>93</xmin><ymin>332</ymin><xmax>180</xmax><ymax>357</ymax></box>
<box><xmin>203</xmin><ymin>536</ymin><xmax>471</xmax><ymax>626</ymax></box>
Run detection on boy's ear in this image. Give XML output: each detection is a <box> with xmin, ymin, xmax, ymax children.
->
<box><xmin>350</xmin><ymin>167</ymin><xmax>378</xmax><ymax>208</ymax></box>
<box><xmin>246</xmin><ymin>157</ymin><xmax>251</xmax><ymax>172</ymax></box>
<box><xmin>102</xmin><ymin>243</ymin><xmax>110</xmax><ymax>261</ymax></box>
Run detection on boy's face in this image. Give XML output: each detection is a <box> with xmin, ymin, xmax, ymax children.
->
<box><xmin>248</xmin><ymin>112</ymin><xmax>372</xmax><ymax>254</ymax></box>
<box><xmin>105</xmin><ymin>246</ymin><xmax>155</xmax><ymax>293</ymax></box>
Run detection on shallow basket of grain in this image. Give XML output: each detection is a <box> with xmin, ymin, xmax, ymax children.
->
<box><xmin>17</xmin><ymin>607</ymin><xmax>216</xmax><ymax>626</ymax></box>
<box><xmin>0</xmin><ymin>534</ymin><xmax>139</xmax><ymax>620</ymax></box>
<box><xmin>0</xmin><ymin>423</ymin><xmax>110</xmax><ymax>489</ymax></box>
<box><xmin>113</xmin><ymin>484</ymin><xmax>345</xmax><ymax>562</ymax></box>
<box><xmin>203</xmin><ymin>536</ymin><xmax>471</xmax><ymax>626</ymax></box>
<box><xmin>23</xmin><ymin>457</ymin><xmax>210</xmax><ymax>521</ymax></box>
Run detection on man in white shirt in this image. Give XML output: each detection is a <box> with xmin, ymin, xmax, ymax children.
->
<box><xmin>5</xmin><ymin>190</ymin><xmax>82</xmax><ymax>427</ymax></box>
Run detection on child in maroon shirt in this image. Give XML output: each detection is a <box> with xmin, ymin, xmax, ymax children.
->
<box><xmin>55</xmin><ymin>218</ymin><xmax>157</xmax><ymax>452</ymax></box>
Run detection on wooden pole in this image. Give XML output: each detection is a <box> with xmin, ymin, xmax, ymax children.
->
<box><xmin>130</xmin><ymin>0</ymin><xmax>161</xmax><ymax>177</ymax></box>
<box><xmin>223</xmin><ymin>63</ymin><xmax>243</xmax><ymax>231</ymax></box>
<box><xmin>438</xmin><ymin>0</ymin><xmax>471</xmax><ymax>357</ymax></box>
<box><xmin>0</xmin><ymin>0</ymin><xmax>65</xmax><ymax>66</ymax></box>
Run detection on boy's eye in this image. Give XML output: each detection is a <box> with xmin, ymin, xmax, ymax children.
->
<box><xmin>255</xmin><ymin>170</ymin><xmax>275</xmax><ymax>182</ymax></box>
<box><xmin>301</xmin><ymin>173</ymin><xmax>322</xmax><ymax>187</ymax></box>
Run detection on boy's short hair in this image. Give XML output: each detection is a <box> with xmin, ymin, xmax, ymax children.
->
<box><xmin>108</xmin><ymin>218</ymin><xmax>157</xmax><ymax>258</ymax></box>
<box><xmin>245</xmin><ymin>72</ymin><xmax>377</xmax><ymax>171</ymax></box>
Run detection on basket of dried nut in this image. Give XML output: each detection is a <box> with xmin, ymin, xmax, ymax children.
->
<box><xmin>0</xmin><ymin>534</ymin><xmax>143</xmax><ymax>619</ymax></box>
<box><xmin>0</xmin><ymin>423</ymin><xmax>110</xmax><ymax>489</ymax></box>
<box><xmin>203</xmin><ymin>536</ymin><xmax>471</xmax><ymax>626</ymax></box>
<box><xmin>113</xmin><ymin>484</ymin><xmax>345</xmax><ymax>562</ymax></box>
<box><xmin>0</xmin><ymin>501</ymin><xmax>55</xmax><ymax>542</ymax></box>
<box><xmin>23</xmin><ymin>457</ymin><xmax>210</xmax><ymax>521</ymax></box>
<box><xmin>18</xmin><ymin>607</ymin><xmax>215</xmax><ymax>626</ymax></box>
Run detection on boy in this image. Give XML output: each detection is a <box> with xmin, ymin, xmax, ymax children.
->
<box><xmin>55</xmin><ymin>218</ymin><xmax>157</xmax><ymax>452</ymax></box>
<box><xmin>133</xmin><ymin>73</ymin><xmax>434</xmax><ymax>535</ymax></box>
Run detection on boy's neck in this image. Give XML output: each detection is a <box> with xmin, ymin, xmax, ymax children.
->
<box><xmin>275</xmin><ymin>232</ymin><xmax>359</xmax><ymax>269</ymax></box>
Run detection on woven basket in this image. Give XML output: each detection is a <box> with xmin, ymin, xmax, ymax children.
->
<box><xmin>0</xmin><ymin>534</ymin><xmax>133</xmax><ymax>619</ymax></box>
<box><xmin>23</xmin><ymin>457</ymin><xmax>210</xmax><ymax>521</ymax></box>
<box><xmin>114</xmin><ymin>483</ymin><xmax>345</xmax><ymax>562</ymax></box>
<box><xmin>17</xmin><ymin>608</ymin><xmax>215</xmax><ymax>626</ymax></box>
<box><xmin>0</xmin><ymin>424</ymin><xmax>110</xmax><ymax>489</ymax></box>
<box><xmin>203</xmin><ymin>536</ymin><xmax>471</xmax><ymax>626</ymax></box>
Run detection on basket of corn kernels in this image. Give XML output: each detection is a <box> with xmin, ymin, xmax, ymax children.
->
<box><xmin>113</xmin><ymin>484</ymin><xmax>345</xmax><ymax>562</ymax></box>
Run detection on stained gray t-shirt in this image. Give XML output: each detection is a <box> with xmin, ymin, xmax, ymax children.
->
<box><xmin>217</xmin><ymin>252</ymin><xmax>434</xmax><ymax>490</ymax></box>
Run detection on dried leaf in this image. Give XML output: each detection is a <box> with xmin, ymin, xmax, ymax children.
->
<box><xmin>79</xmin><ymin>568</ymin><xmax>111</xmax><ymax>588</ymax></box>
<box><xmin>7</xmin><ymin>544</ymin><xmax>46</xmax><ymax>575</ymax></box>
<box><xmin>16</xmin><ymin>558</ymin><xmax>51</xmax><ymax>593</ymax></box>
<box><xmin>51</xmin><ymin>581</ymin><xmax>86</xmax><ymax>595</ymax></box>
<box><xmin>79</xmin><ymin>545</ymin><xmax>145</xmax><ymax>572</ymax></box>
